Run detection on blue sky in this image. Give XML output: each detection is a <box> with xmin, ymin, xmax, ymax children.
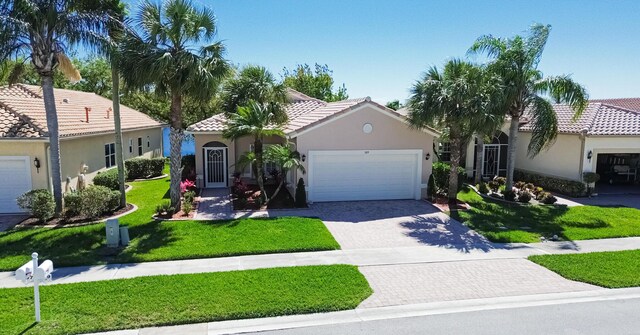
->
<box><xmin>129</xmin><ymin>0</ymin><xmax>640</xmax><ymax>103</ymax></box>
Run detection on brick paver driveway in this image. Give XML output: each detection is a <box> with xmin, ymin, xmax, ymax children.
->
<box><xmin>311</xmin><ymin>200</ymin><xmax>493</xmax><ymax>251</ymax></box>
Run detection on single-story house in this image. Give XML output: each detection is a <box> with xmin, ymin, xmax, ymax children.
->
<box><xmin>187</xmin><ymin>89</ymin><xmax>439</xmax><ymax>202</ymax></box>
<box><xmin>462</xmin><ymin>99</ymin><xmax>640</xmax><ymax>187</ymax></box>
<box><xmin>0</xmin><ymin>84</ymin><xmax>164</xmax><ymax>213</ymax></box>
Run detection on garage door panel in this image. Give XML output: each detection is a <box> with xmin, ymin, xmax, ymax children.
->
<box><xmin>309</xmin><ymin>150</ymin><xmax>420</xmax><ymax>202</ymax></box>
<box><xmin>0</xmin><ymin>157</ymin><xmax>32</xmax><ymax>213</ymax></box>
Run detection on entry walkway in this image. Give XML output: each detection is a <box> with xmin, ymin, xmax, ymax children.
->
<box><xmin>1</xmin><ymin>236</ymin><xmax>637</xmax><ymax>289</ymax></box>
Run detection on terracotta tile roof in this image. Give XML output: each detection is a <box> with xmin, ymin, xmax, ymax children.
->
<box><xmin>0</xmin><ymin>84</ymin><xmax>164</xmax><ymax>139</ymax></box>
<box><xmin>590</xmin><ymin>98</ymin><xmax>640</xmax><ymax>112</ymax></box>
<box><xmin>520</xmin><ymin>102</ymin><xmax>640</xmax><ymax>136</ymax></box>
<box><xmin>187</xmin><ymin>89</ymin><xmax>369</xmax><ymax>135</ymax></box>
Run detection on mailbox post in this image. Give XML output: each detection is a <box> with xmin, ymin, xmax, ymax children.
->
<box><xmin>15</xmin><ymin>252</ymin><xmax>53</xmax><ymax>323</ymax></box>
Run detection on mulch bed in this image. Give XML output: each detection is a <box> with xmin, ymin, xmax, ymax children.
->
<box><xmin>233</xmin><ymin>184</ymin><xmax>298</xmax><ymax>210</ymax></box>
<box><xmin>428</xmin><ymin>195</ymin><xmax>470</xmax><ymax>212</ymax></box>
<box><xmin>17</xmin><ymin>203</ymin><xmax>135</xmax><ymax>228</ymax></box>
<box><xmin>156</xmin><ymin>197</ymin><xmax>200</xmax><ymax>220</ymax></box>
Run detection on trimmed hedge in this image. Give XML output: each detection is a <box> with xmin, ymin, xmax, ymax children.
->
<box><xmin>17</xmin><ymin>189</ymin><xmax>55</xmax><ymax>222</ymax></box>
<box><xmin>93</xmin><ymin>168</ymin><xmax>123</xmax><ymax>191</ymax></box>
<box><xmin>514</xmin><ymin>169</ymin><xmax>586</xmax><ymax>197</ymax></box>
<box><xmin>432</xmin><ymin>161</ymin><xmax>466</xmax><ymax>196</ymax></box>
<box><xmin>125</xmin><ymin>157</ymin><xmax>164</xmax><ymax>180</ymax></box>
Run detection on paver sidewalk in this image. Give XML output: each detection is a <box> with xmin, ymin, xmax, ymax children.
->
<box><xmin>1</xmin><ymin>236</ymin><xmax>637</xmax><ymax>288</ymax></box>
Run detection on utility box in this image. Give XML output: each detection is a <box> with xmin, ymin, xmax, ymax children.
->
<box><xmin>119</xmin><ymin>226</ymin><xmax>130</xmax><ymax>246</ymax></box>
<box><xmin>105</xmin><ymin>219</ymin><xmax>120</xmax><ymax>248</ymax></box>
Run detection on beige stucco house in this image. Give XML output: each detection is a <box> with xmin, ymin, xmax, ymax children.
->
<box><xmin>462</xmin><ymin>99</ymin><xmax>640</xmax><ymax>188</ymax></box>
<box><xmin>187</xmin><ymin>90</ymin><xmax>439</xmax><ymax>202</ymax></box>
<box><xmin>0</xmin><ymin>84</ymin><xmax>164</xmax><ymax>213</ymax></box>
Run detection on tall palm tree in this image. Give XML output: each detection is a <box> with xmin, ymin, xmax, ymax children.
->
<box><xmin>264</xmin><ymin>143</ymin><xmax>305</xmax><ymax>204</ymax></box>
<box><xmin>119</xmin><ymin>0</ymin><xmax>230</xmax><ymax>209</ymax></box>
<box><xmin>408</xmin><ymin>59</ymin><xmax>501</xmax><ymax>203</ymax></box>
<box><xmin>223</xmin><ymin>101</ymin><xmax>285</xmax><ymax>204</ymax></box>
<box><xmin>0</xmin><ymin>0</ymin><xmax>112</xmax><ymax>214</ymax></box>
<box><xmin>468</xmin><ymin>24</ymin><xmax>588</xmax><ymax>190</ymax></box>
<box><xmin>221</xmin><ymin>65</ymin><xmax>288</xmax><ymax>124</ymax></box>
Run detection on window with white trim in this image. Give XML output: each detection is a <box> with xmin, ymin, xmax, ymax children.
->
<box><xmin>128</xmin><ymin>139</ymin><xmax>133</xmax><ymax>154</ymax></box>
<box><xmin>147</xmin><ymin>136</ymin><xmax>151</xmax><ymax>148</ymax></box>
<box><xmin>105</xmin><ymin>143</ymin><xmax>116</xmax><ymax>168</ymax></box>
<box><xmin>137</xmin><ymin>137</ymin><xmax>143</xmax><ymax>156</ymax></box>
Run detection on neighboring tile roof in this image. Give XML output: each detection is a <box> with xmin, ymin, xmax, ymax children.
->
<box><xmin>0</xmin><ymin>84</ymin><xmax>164</xmax><ymax>139</ymax></box>
<box><xmin>188</xmin><ymin>90</ymin><xmax>380</xmax><ymax>136</ymax></box>
<box><xmin>520</xmin><ymin>102</ymin><xmax>640</xmax><ymax>136</ymax></box>
<box><xmin>590</xmin><ymin>98</ymin><xmax>640</xmax><ymax>113</ymax></box>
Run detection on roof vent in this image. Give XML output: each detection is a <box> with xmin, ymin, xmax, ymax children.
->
<box><xmin>63</xmin><ymin>98</ymin><xmax>69</xmax><ymax>103</ymax></box>
<box><xmin>365</xmin><ymin>96</ymin><xmax>371</xmax><ymax>102</ymax></box>
<box><xmin>84</xmin><ymin>107</ymin><xmax>91</xmax><ymax>123</ymax></box>
<box><xmin>106</xmin><ymin>107</ymin><xmax>112</xmax><ymax>119</ymax></box>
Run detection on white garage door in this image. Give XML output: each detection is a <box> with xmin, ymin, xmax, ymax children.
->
<box><xmin>308</xmin><ymin>150</ymin><xmax>421</xmax><ymax>202</ymax></box>
<box><xmin>0</xmin><ymin>157</ymin><xmax>32</xmax><ymax>213</ymax></box>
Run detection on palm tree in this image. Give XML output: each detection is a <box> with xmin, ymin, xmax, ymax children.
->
<box><xmin>0</xmin><ymin>0</ymin><xmax>112</xmax><ymax>214</ymax></box>
<box><xmin>264</xmin><ymin>143</ymin><xmax>305</xmax><ymax>204</ymax></box>
<box><xmin>221</xmin><ymin>65</ymin><xmax>288</xmax><ymax>124</ymax></box>
<box><xmin>223</xmin><ymin>101</ymin><xmax>285</xmax><ymax>204</ymax></box>
<box><xmin>408</xmin><ymin>59</ymin><xmax>501</xmax><ymax>203</ymax></box>
<box><xmin>468</xmin><ymin>24</ymin><xmax>588</xmax><ymax>190</ymax></box>
<box><xmin>119</xmin><ymin>0</ymin><xmax>230</xmax><ymax>209</ymax></box>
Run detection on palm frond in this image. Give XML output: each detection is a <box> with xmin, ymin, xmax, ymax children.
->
<box><xmin>468</xmin><ymin>35</ymin><xmax>506</xmax><ymax>58</ymax></box>
<box><xmin>535</xmin><ymin>75</ymin><xmax>588</xmax><ymax>119</ymax></box>
<box><xmin>56</xmin><ymin>52</ymin><xmax>82</xmax><ymax>82</ymax></box>
<box><xmin>527</xmin><ymin>96</ymin><xmax>558</xmax><ymax>157</ymax></box>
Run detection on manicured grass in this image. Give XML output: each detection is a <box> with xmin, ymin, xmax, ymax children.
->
<box><xmin>453</xmin><ymin>186</ymin><xmax>640</xmax><ymax>243</ymax></box>
<box><xmin>0</xmin><ymin>166</ymin><xmax>339</xmax><ymax>271</ymax></box>
<box><xmin>0</xmin><ymin>265</ymin><xmax>372</xmax><ymax>335</ymax></box>
<box><xmin>529</xmin><ymin>249</ymin><xmax>640</xmax><ymax>288</ymax></box>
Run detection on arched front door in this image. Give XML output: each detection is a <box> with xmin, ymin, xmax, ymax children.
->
<box><xmin>203</xmin><ymin>142</ymin><xmax>228</xmax><ymax>188</ymax></box>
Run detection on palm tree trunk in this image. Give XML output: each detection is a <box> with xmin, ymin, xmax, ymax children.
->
<box><xmin>448</xmin><ymin>126</ymin><xmax>462</xmax><ymax>203</ymax></box>
<box><xmin>474</xmin><ymin>134</ymin><xmax>485</xmax><ymax>184</ymax></box>
<box><xmin>265</xmin><ymin>177</ymin><xmax>285</xmax><ymax>207</ymax></box>
<box><xmin>253</xmin><ymin>137</ymin><xmax>268</xmax><ymax>204</ymax></box>
<box><xmin>169</xmin><ymin>92</ymin><xmax>184</xmax><ymax>210</ymax></box>
<box><xmin>505</xmin><ymin>115</ymin><xmax>520</xmax><ymax>190</ymax></box>
<box><xmin>41</xmin><ymin>75</ymin><xmax>63</xmax><ymax>214</ymax></box>
<box><xmin>111</xmin><ymin>65</ymin><xmax>126</xmax><ymax>208</ymax></box>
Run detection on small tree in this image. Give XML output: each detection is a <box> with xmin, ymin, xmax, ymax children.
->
<box><xmin>295</xmin><ymin>178</ymin><xmax>307</xmax><ymax>208</ymax></box>
<box><xmin>264</xmin><ymin>144</ymin><xmax>305</xmax><ymax>205</ymax></box>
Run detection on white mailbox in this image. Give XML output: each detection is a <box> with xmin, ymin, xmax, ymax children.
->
<box><xmin>15</xmin><ymin>260</ymin><xmax>34</xmax><ymax>283</ymax></box>
<box><xmin>34</xmin><ymin>260</ymin><xmax>54</xmax><ymax>282</ymax></box>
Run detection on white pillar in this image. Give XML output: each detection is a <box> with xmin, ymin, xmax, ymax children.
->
<box><xmin>32</xmin><ymin>252</ymin><xmax>40</xmax><ymax>323</ymax></box>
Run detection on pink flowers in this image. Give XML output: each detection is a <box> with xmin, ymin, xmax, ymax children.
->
<box><xmin>180</xmin><ymin>179</ymin><xmax>195</xmax><ymax>193</ymax></box>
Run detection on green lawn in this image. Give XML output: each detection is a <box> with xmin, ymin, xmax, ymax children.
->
<box><xmin>453</xmin><ymin>186</ymin><xmax>640</xmax><ymax>243</ymax></box>
<box><xmin>0</xmin><ymin>167</ymin><xmax>339</xmax><ymax>271</ymax></box>
<box><xmin>0</xmin><ymin>265</ymin><xmax>372</xmax><ymax>335</ymax></box>
<box><xmin>529</xmin><ymin>250</ymin><xmax>640</xmax><ymax>288</ymax></box>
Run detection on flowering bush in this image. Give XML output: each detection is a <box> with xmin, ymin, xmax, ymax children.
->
<box><xmin>180</xmin><ymin>179</ymin><xmax>195</xmax><ymax>193</ymax></box>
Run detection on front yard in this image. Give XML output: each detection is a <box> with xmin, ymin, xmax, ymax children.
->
<box><xmin>0</xmin><ymin>169</ymin><xmax>339</xmax><ymax>271</ymax></box>
<box><xmin>529</xmin><ymin>250</ymin><xmax>640</xmax><ymax>288</ymax></box>
<box><xmin>0</xmin><ymin>265</ymin><xmax>372</xmax><ymax>335</ymax></box>
<box><xmin>453</xmin><ymin>186</ymin><xmax>640</xmax><ymax>243</ymax></box>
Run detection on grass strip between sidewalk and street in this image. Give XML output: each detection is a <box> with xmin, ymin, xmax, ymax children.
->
<box><xmin>529</xmin><ymin>249</ymin><xmax>640</xmax><ymax>288</ymax></box>
<box><xmin>0</xmin><ymin>265</ymin><xmax>372</xmax><ymax>335</ymax></box>
<box><xmin>454</xmin><ymin>186</ymin><xmax>640</xmax><ymax>243</ymax></box>
<box><xmin>0</xmin><ymin>165</ymin><xmax>340</xmax><ymax>271</ymax></box>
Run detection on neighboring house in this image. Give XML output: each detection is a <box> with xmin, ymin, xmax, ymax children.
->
<box><xmin>187</xmin><ymin>89</ymin><xmax>439</xmax><ymax>202</ymax></box>
<box><xmin>463</xmin><ymin>99</ymin><xmax>640</xmax><ymax>186</ymax></box>
<box><xmin>0</xmin><ymin>84</ymin><xmax>164</xmax><ymax>213</ymax></box>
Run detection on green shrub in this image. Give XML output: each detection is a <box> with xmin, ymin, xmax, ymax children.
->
<box><xmin>107</xmin><ymin>190</ymin><xmax>122</xmax><ymax>212</ymax></box>
<box><xmin>156</xmin><ymin>200</ymin><xmax>173</xmax><ymax>216</ymax></box>
<box><xmin>432</xmin><ymin>162</ymin><xmax>466</xmax><ymax>196</ymax></box>
<box><xmin>182</xmin><ymin>201</ymin><xmax>193</xmax><ymax>215</ymax></box>
<box><xmin>514</xmin><ymin>169</ymin><xmax>586</xmax><ymax>197</ymax></box>
<box><xmin>514</xmin><ymin>181</ymin><xmax>526</xmax><ymax>189</ymax></box>
<box><xmin>183</xmin><ymin>190</ymin><xmax>196</xmax><ymax>204</ymax></box>
<box><xmin>517</xmin><ymin>190</ymin><xmax>532</xmax><ymax>203</ymax></box>
<box><xmin>502</xmin><ymin>189</ymin><xmax>516</xmax><ymax>201</ymax></box>
<box><xmin>125</xmin><ymin>158</ymin><xmax>165</xmax><ymax>180</ymax></box>
<box><xmin>93</xmin><ymin>168</ymin><xmax>124</xmax><ymax>191</ymax></box>
<box><xmin>427</xmin><ymin>174</ymin><xmax>436</xmax><ymax>200</ymax></box>
<box><xmin>294</xmin><ymin>178</ymin><xmax>307</xmax><ymax>208</ymax></box>
<box><xmin>488</xmin><ymin>180</ymin><xmax>500</xmax><ymax>192</ymax></box>
<box><xmin>16</xmin><ymin>189</ymin><xmax>55</xmax><ymax>223</ymax></box>
<box><xmin>80</xmin><ymin>185</ymin><xmax>116</xmax><ymax>219</ymax></box>
<box><xmin>478</xmin><ymin>182</ymin><xmax>489</xmax><ymax>194</ymax></box>
<box><xmin>63</xmin><ymin>192</ymin><xmax>82</xmax><ymax>219</ymax></box>
<box><xmin>540</xmin><ymin>192</ymin><xmax>558</xmax><ymax>204</ymax></box>
<box><xmin>583</xmin><ymin>172</ymin><xmax>600</xmax><ymax>196</ymax></box>
<box><xmin>494</xmin><ymin>177</ymin><xmax>506</xmax><ymax>186</ymax></box>
<box><xmin>533</xmin><ymin>187</ymin><xmax>545</xmax><ymax>200</ymax></box>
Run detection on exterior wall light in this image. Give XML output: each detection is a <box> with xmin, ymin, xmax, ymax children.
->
<box><xmin>301</xmin><ymin>154</ymin><xmax>306</xmax><ymax>162</ymax></box>
<box><xmin>587</xmin><ymin>150</ymin><xmax>593</xmax><ymax>161</ymax></box>
<box><xmin>34</xmin><ymin>157</ymin><xmax>41</xmax><ymax>173</ymax></box>
<box><xmin>425</xmin><ymin>153</ymin><xmax>431</xmax><ymax>160</ymax></box>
